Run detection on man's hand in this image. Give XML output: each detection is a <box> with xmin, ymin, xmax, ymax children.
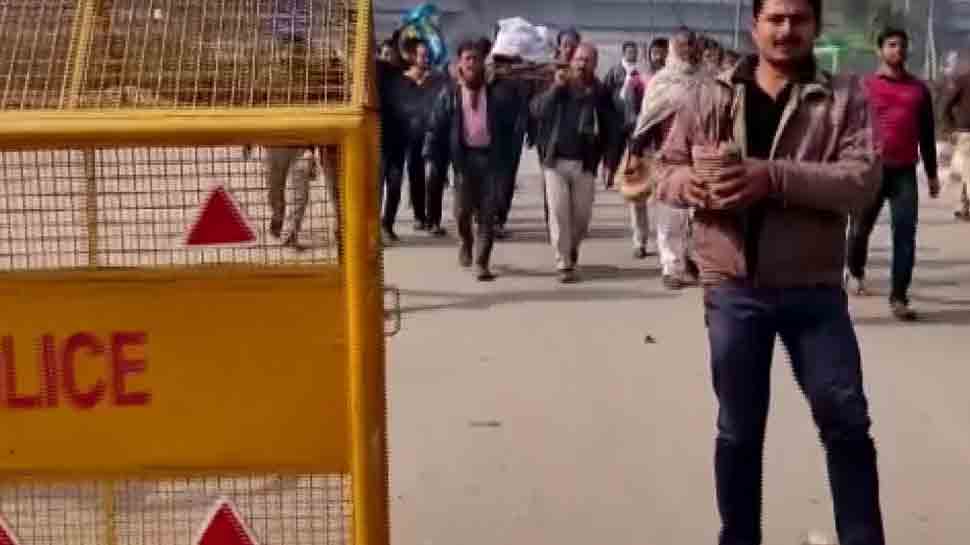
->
<box><xmin>682</xmin><ymin>172</ymin><xmax>710</xmax><ymax>208</ymax></box>
<box><xmin>601</xmin><ymin>167</ymin><xmax>615</xmax><ymax>189</ymax></box>
<box><xmin>553</xmin><ymin>67</ymin><xmax>569</xmax><ymax>88</ymax></box>
<box><xmin>426</xmin><ymin>161</ymin><xmax>442</xmax><ymax>184</ymax></box>
<box><xmin>928</xmin><ymin>177</ymin><xmax>941</xmax><ymax>199</ymax></box>
<box><xmin>707</xmin><ymin>160</ymin><xmax>774</xmax><ymax>211</ymax></box>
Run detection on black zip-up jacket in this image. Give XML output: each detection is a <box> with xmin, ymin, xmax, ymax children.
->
<box><xmin>423</xmin><ymin>80</ymin><xmax>515</xmax><ymax>177</ymax></box>
<box><xmin>529</xmin><ymin>79</ymin><xmax>622</xmax><ymax>174</ymax></box>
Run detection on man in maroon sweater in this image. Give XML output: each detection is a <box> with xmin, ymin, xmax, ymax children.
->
<box><xmin>847</xmin><ymin>28</ymin><xmax>940</xmax><ymax>321</ymax></box>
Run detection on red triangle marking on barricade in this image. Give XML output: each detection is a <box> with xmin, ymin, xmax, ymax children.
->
<box><xmin>185</xmin><ymin>186</ymin><xmax>256</xmax><ymax>246</ymax></box>
<box><xmin>196</xmin><ymin>499</ymin><xmax>260</xmax><ymax>545</ymax></box>
<box><xmin>0</xmin><ymin>515</ymin><xmax>21</xmax><ymax>545</ymax></box>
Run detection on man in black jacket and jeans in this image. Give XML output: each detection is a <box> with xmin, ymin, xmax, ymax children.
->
<box><xmin>530</xmin><ymin>42</ymin><xmax>620</xmax><ymax>283</ymax></box>
<box><xmin>425</xmin><ymin>39</ymin><xmax>501</xmax><ymax>281</ymax></box>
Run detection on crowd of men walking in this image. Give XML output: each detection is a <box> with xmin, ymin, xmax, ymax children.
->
<box><xmin>374</xmin><ymin>23</ymin><xmax>749</xmax><ymax>285</ymax></box>
<box><xmin>361</xmin><ymin>1</ymin><xmax>970</xmax><ymax>544</ymax></box>
<box><xmin>370</xmin><ymin>7</ymin><xmax>970</xmax><ymax>317</ymax></box>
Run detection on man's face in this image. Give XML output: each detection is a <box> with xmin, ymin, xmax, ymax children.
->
<box><xmin>703</xmin><ymin>47</ymin><xmax>722</xmax><ymax>68</ymax></box>
<box><xmin>458</xmin><ymin>49</ymin><xmax>484</xmax><ymax>84</ymax></box>
<box><xmin>380</xmin><ymin>44</ymin><xmax>397</xmax><ymax>63</ymax></box>
<box><xmin>414</xmin><ymin>44</ymin><xmax>431</xmax><ymax>69</ymax></box>
<box><xmin>672</xmin><ymin>34</ymin><xmax>699</xmax><ymax>66</ymax></box>
<box><xmin>880</xmin><ymin>36</ymin><xmax>908</xmax><ymax>68</ymax></box>
<box><xmin>623</xmin><ymin>46</ymin><xmax>638</xmax><ymax>64</ymax></box>
<box><xmin>571</xmin><ymin>45</ymin><xmax>597</xmax><ymax>82</ymax></box>
<box><xmin>649</xmin><ymin>45</ymin><xmax>668</xmax><ymax>68</ymax></box>
<box><xmin>559</xmin><ymin>35</ymin><xmax>579</xmax><ymax>61</ymax></box>
<box><xmin>751</xmin><ymin>0</ymin><xmax>818</xmax><ymax>67</ymax></box>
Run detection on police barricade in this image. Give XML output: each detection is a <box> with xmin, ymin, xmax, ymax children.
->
<box><xmin>0</xmin><ymin>1</ymin><xmax>387</xmax><ymax>544</ymax></box>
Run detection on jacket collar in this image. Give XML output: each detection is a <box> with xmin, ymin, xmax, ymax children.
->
<box><xmin>717</xmin><ymin>54</ymin><xmax>832</xmax><ymax>99</ymax></box>
<box><xmin>875</xmin><ymin>65</ymin><xmax>914</xmax><ymax>81</ymax></box>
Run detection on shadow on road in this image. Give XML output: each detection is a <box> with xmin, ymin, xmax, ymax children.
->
<box><xmin>853</xmin><ymin>307</ymin><xmax>970</xmax><ymax>326</ymax></box>
<box><xmin>398</xmin><ymin>287</ymin><xmax>675</xmax><ymax>315</ymax></box>
<box><xmin>494</xmin><ymin>264</ymin><xmax>661</xmax><ymax>282</ymax></box>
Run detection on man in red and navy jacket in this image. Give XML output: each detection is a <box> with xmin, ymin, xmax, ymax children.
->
<box><xmin>847</xmin><ymin>27</ymin><xmax>941</xmax><ymax>321</ymax></box>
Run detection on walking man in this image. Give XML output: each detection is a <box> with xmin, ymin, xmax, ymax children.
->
<box><xmin>487</xmin><ymin>52</ymin><xmax>532</xmax><ymax>240</ymax></box>
<box><xmin>653</xmin><ymin>1</ymin><xmax>886</xmax><ymax>544</ymax></box>
<box><xmin>531</xmin><ymin>43</ymin><xmax>620</xmax><ymax>283</ymax></box>
<box><xmin>846</xmin><ymin>28</ymin><xmax>939</xmax><ymax>321</ymax></box>
<box><xmin>608</xmin><ymin>38</ymin><xmax>667</xmax><ymax>258</ymax></box>
<box><xmin>602</xmin><ymin>41</ymin><xmax>647</xmax><ymax>190</ymax></box>
<box><xmin>633</xmin><ymin>27</ymin><xmax>702</xmax><ymax>288</ymax></box>
<box><xmin>425</xmin><ymin>39</ymin><xmax>501</xmax><ymax>281</ymax></box>
<box><xmin>383</xmin><ymin>38</ymin><xmax>447</xmax><ymax>239</ymax></box>
<box><xmin>941</xmin><ymin>52</ymin><xmax>970</xmax><ymax>221</ymax></box>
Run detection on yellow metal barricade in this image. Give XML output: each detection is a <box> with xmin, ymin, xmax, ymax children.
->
<box><xmin>0</xmin><ymin>1</ymin><xmax>387</xmax><ymax>544</ymax></box>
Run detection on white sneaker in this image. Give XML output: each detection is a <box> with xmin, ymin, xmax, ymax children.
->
<box><xmin>800</xmin><ymin>530</ymin><xmax>838</xmax><ymax>545</ymax></box>
<box><xmin>844</xmin><ymin>271</ymin><xmax>868</xmax><ymax>297</ymax></box>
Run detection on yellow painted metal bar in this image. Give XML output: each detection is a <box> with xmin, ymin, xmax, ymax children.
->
<box><xmin>0</xmin><ymin>263</ymin><xmax>341</xmax><ymax>286</ymax></box>
<box><xmin>65</xmin><ymin>0</ymin><xmax>100</xmax><ymax>108</ymax></box>
<box><xmin>0</xmin><ymin>108</ymin><xmax>364</xmax><ymax>150</ymax></box>
<box><xmin>84</xmin><ymin>151</ymin><xmax>97</xmax><ymax>267</ymax></box>
<box><xmin>351</xmin><ymin>0</ymin><xmax>374</xmax><ymax>108</ymax></box>
<box><xmin>344</xmin><ymin>111</ymin><xmax>388</xmax><ymax>545</ymax></box>
<box><xmin>102</xmin><ymin>480</ymin><xmax>118</xmax><ymax>545</ymax></box>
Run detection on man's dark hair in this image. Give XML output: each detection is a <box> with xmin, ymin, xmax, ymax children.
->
<box><xmin>456</xmin><ymin>38</ymin><xmax>484</xmax><ymax>59</ymax></box>
<box><xmin>753</xmin><ymin>0</ymin><xmax>822</xmax><ymax>26</ymax></box>
<box><xmin>649</xmin><ymin>38</ymin><xmax>669</xmax><ymax>50</ymax></box>
<box><xmin>674</xmin><ymin>25</ymin><xmax>695</xmax><ymax>41</ymax></box>
<box><xmin>477</xmin><ymin>37</ymin><xmax>493</xmax><ymax>56</ymax></box>
<box><xmin>622</xmin><ymin>41</ymin><xmax>638</xmax><ymax>53</ymax></box>
<box><xmin>557</xmin><ymin>28</ymin><xmax>582</xmax><ymax>46</ymax></box>
<box><xmin>400</xmin><ymin>36</ymin><xmax>427</xmax><ymax>56</ymax></box>
<box><xmin>877</xmin><ymin>27</ymin><xmax>909</xmax><ymax>48</ymax></box>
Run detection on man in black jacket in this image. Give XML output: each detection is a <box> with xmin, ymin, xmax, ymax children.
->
<box><xmin>530</xmin><ymin>43</ymin><xmax>621</xmax><ymax>283</ymax></box>
<box><xmin>425</xmin><ymin>39</ymin><xmax>502</xmax><ymax>281</ymax></box>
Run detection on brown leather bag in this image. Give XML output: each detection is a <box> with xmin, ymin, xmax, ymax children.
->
<box><xmin>617</xmin><ymin>148</ymin><xmax>654</xmax><ymax>202</ymax></box>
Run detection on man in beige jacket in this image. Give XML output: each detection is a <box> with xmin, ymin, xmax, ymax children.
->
<box><xmin>652</xmin><ymin>1</ymin><xmax>886</xmax><ymax>544</ymax></box>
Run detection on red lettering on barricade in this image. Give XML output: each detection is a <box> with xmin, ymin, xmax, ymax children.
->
<box><xmin>196</xmin><ymin>499</ymin><xmax>260</xmax><ymax>545</ymax></box>
<box><xmin>0</xmin><ymin>332</ymin><xmax>151</xmax><ymax>410</ymax></box>
<box><xmin>61</xmin><ymin>333</ymin><xmax>107</xmax><ymax>410</ymax></box>
<box><xmin>0</xmin><ymin>514</ymin><xmax>22</xmax><ymax>545</ymax></box>
<box><xmin>2</xmin><ymin>336</ymin><xmax>42</xmax><ymax>410</ymax></box>
<box><xmin>41</xmin><ymin>334</ymin><xmax>58</xmax><ymax>408</ymax></box>
<box><xmin>112</xmin><ymin>332</ymin><xmax>151</xmax><ymax>406</ymax></box>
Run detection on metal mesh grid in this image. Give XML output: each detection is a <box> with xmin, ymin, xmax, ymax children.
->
<box><xmin>79</xmin><ymin>0</ymin><xmax>357</xmax><ymax>108</ymax></box>
<box><xmin>0</xmin><ymin>0</ymin><xmax>359</xmax><ymax>110</ymax></box>
<box><xmin>0</xmin><ymin>150</ymin><xmax>91</xmax><ymax>270</ymax></box>
<box><xmin>0</xmin><ymin>475</ymin><xmax>353</xmax><ymax>545</ymax></box>
<box><xmin>0</xmin><ymin>145</ymin><xmax>342</xmax><ymax>272</ymax></box>
<box><xmin>0</xmin><ymin>0</ymin><xmax>78</xmax><ymax>110</ymax></box>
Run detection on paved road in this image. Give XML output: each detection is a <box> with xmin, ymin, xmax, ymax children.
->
<box><xmin>385</xmin><ymin>151</ymin><xmax>970</xmax><ymax>545</ymax></box>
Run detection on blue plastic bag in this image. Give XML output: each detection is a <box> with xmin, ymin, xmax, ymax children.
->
<box><xmin>399</xmin><ymin>3</ymin><xmax>447</xmax><ymax>67</ymax></box>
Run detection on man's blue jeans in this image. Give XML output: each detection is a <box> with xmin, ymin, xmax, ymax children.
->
<box><xmin>704</xmin><ymin>283</ymin><xmax>885</xmax><ymax>545</ymax></box>
<box><xmin>847</xmin><ymin>165</ymin><xmax>919</xmax><ymax>303</ymax></box>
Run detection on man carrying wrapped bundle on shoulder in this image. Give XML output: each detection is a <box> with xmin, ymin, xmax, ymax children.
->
<box><xmin>485</xmin><ymin>18</ymin><xmax>553</xmax><ymax>239</ymax></box>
